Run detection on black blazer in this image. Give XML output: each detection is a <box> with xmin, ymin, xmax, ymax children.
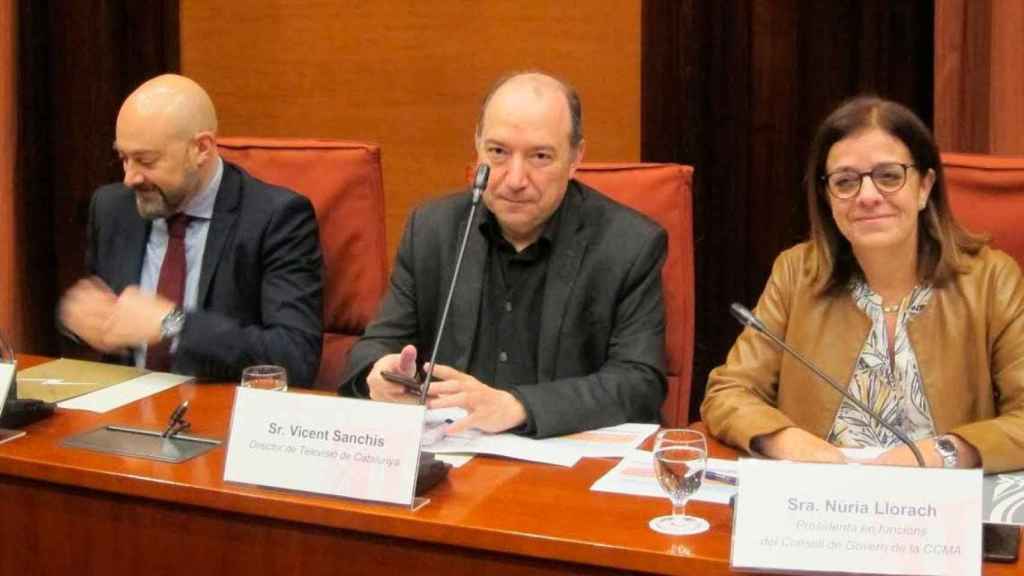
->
<box><xmin>86</xmin><ymin>161</ymin><xmax>323</xmax><ymax>386</ymax></box>
<box><xmin>341</xmin><ymin>180</ymin><xmax>667</xmax><ymax>437</ymax></box>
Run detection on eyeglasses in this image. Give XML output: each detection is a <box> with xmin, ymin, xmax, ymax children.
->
<box><xmin>821</xmin><ymin>163</ymin><xmax>916</xmax><ymax>199</ymax></box>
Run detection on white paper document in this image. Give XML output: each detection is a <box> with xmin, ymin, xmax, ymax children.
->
<box><xmin>426</xmin><ymin>429</ymin><xmax>582</xmax><ymax>467</ymax></box>
<box><xmin>590</xmin><ymin>449</ymin><xmax>738</xmax><ymax>504</ymax></box>
<box><xmin>58</xmin><ymin>371</ymin><xmax>191</xmax><ymax>413</ymax></box>
<box><xmin>539</xmin><ymin>423</ymin><xmax>658</xmax><ymax>458</ymax></box>
<box><xmin>423</xmin><ymin>412</ymin><xmax>658</xmax><ymax>467</ymax></box>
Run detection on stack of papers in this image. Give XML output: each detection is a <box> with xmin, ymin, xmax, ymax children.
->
<box><xmin>16</xmin><ymin>358</ymin><xmax>192</xmax><ymax>413</ymax></box>
<box><xmin>539</xmin><ymin>423</ymin><xmax>660</xmax><ymax>458</ymax></box>
<box><xmin>58</xmin><ymin>371</ymin><xmax>191</xmax><ymax>412</ymax></box>
<box><xmin>423</xmin><ymin>409</ymin><xmax>658</xmax><ymax>468</ymax></box>
<box><xmin>17</xmin><ymin>359</ymin><xmax>147</xmax><ymax>403</ymax></box>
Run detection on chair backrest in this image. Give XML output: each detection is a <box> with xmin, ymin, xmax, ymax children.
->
<box><xmin>943</xmin><ymin>152</ymin><xmax>1024</xmax><ymax>266</ymax></box>
<box><xmin>219</xmin><ymin>137</ymin><xmax>389</xmax><ymax>390</ymax></box>
<box><xmin>573</xmin><ymin>163</ymin><xmax>695</xmax><ymax>427</ymax></box>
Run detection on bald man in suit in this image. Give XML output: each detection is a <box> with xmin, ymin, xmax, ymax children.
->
<box><xmin>60</xmin><ymin>74</ymin><xmax>323</xmax><ymax>385</ymax></box>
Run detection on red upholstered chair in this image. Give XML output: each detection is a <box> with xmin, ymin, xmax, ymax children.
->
<box><xmin>219</xmin><ymin>138</ymin><xmax>388</xmax><ymax>390</ymax></box>
<box><xmin>943</xmin><ymin>152</ymin><xmax>1024</xmax><ymax>266</ymax></box>
<box><xmin>573</xmin><ymin>163</ymin><xmax>695</xmax><ymax>427</ymax></box>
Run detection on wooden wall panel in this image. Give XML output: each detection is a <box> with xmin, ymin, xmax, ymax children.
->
<box><xmin>935</xmin><ymin>0</ymin><xmax>1024</xmax><ymax>154</ymax></box>
<box><xmin>987</xmin><ymin>0</ymin><xmax>1024</xmax><ymax>154</ymax></box>
<box><xmin>180</xmin><ymin>1</ymin><xmax>641</xmax><ymax>258</ymax></box>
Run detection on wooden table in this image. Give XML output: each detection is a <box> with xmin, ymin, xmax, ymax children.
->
<box><xmin>0</xmin><ymin>355</ymin><xmax>1019</xmax><ymax>575</ymax></box>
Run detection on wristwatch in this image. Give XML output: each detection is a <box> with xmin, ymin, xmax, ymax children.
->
<box><xmin>159</xmin><ymin>307</ymin><xmax>186</xmax><ymax>341</ymax></box>
<box><xmin>933</xmin><ymin>435</ymin><xmax>960</xmax><ymax>469</ymax></box>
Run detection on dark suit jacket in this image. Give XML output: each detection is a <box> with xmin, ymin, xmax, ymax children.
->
<box><xmin>340</xmin><ymin>180</ymin><xmax>667</xmax><ymax>437</ymax></box>
<box><xmin>87</xmin><ymin>161</ymin><xmax>323</xmax><ymax>386</ymax></box>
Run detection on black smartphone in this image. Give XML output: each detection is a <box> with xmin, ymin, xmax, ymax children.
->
<box><xmin>380</xmin><ymin>369</ymin><xmax>423</xmax><ymax>392</ymax></box>
<box><xmin>983</xmin><ymin>523</ymin><xmax>1021</xmax><ymax>563</ymax></box>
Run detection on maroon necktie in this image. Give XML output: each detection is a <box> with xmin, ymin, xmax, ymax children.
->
<box><xmin>145</xmin><ymin>213</ymin><xmax>190</xmax><ymax>371</ymax></box>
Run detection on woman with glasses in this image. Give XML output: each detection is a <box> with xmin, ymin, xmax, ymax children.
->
<box><xmin>701</xmin><ymin>96</ymin><xmax>1024</xmax><ymax>473</ymax></box>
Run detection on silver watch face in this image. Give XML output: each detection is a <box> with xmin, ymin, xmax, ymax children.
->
<box><xmin>161</xmin><ymin>310</ymin><xmax>186</xmax><ymax>339</ymax></box>
<box><xmin>935</xmin><ymin>436</ymin><xmax>958</xmax><ymax>468</ymax></box>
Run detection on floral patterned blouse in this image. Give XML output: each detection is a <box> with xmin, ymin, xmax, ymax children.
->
<box><xmin>827</xmin><ymin>280</ymin><xmax>936</xmax><ymax>447</ymax></box>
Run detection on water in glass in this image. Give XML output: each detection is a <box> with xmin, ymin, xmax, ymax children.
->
<box><xmin>240</xmin><ymin>365</ymin><xmax>288</xmax><ymax>392</ymax></box>
<box><xmin>649</xmin><ymin>429</ymin><xmax>711</xmax><ymax>536</ymax></box>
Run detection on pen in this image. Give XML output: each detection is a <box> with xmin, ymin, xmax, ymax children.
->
<box><xmin>162</xmin><ymin>400</ymin><xmax>190</xmax><ymax>438</ymax></box>
<box><xmin>705</xmin><ymin>470</ymin><xmax>738</xmax><ymax>486</ymax></box>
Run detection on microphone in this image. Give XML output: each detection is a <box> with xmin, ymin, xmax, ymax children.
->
<box><xmin>418</xmin><ymin>163</ymin><xmax>490</xmax><ymax>403</ymax></box>
<box><xmin>0</xmin><ymin>330</ymin><xmax>55</xmax><ymax>429</ymax></box>
<box><xmin>471</xmin><ymin>161</ymin><xmax>489</xmax><ymax>204</ymax></box>
<box><xmin>406</xmin><ymin>164</ymin><xmax>489</xmax><ymax>495</ymax></box>
<box><xmin>729</xmin><ymin>302</ymin><xmax>926</xmax><ymax>467</ymax></box>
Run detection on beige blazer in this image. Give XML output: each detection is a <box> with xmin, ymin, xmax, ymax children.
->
<box><xmin>701</xmin><ymin>242</ymin><xmax>1024</xmax><ymax>473</ymax></box>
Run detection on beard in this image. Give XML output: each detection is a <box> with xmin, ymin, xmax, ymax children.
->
<box><xmin>132</xmin><ymin>168</ymin><xmax>202</xmax><ymax>220</ymax></box>
<box><xmin>134</xmin><ymin>186</ymin><xmax>174</xmax><ymax>220</ymax></box>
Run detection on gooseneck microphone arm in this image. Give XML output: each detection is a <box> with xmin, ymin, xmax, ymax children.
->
<box><xmin>418</xmin><ymin>164</ymin><xmax>491</xmax><ymax>404</ymax></box>
<box><xmin>729</xmin><ymin>302</ymin><xmax>926</xmax><ymax>467</ymax></box>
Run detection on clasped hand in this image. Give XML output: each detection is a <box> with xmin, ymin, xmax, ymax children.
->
<box><xmin>367</xmin><ymin>344</ymin><xmax>527</xmax><ymax>434</ymax></box>
<box><xmin>59</xmin><ymin>277</ymin><xmax>175</xmax><ymax>352</ymax></box>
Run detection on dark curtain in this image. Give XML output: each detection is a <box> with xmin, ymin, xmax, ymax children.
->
<box><xmin>15</xmin><ymin>0</ymin><xmax>179</xmax><ymax>355</ymax></box>
<box><xmin>642</xmin><ymin>0</ymin><xmax>935</xmax><ymax>420</ymax></box>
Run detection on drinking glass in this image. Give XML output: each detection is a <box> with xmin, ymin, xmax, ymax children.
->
<box><xmin>240</xmin><ymin>365</ymin><xmax>288</xmax><ymax>392</ymax></box>
<box><xmin>649</xmin><ymin>428</ymin><xmax>710</xmax><ymax>535</ymax></box>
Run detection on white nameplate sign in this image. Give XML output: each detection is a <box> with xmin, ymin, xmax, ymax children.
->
<box><xmin>732</xmin><ymin>459</ymin><xmax>982</xmax><ymax>576</ymax></box>
<box><xmin>224</xmin><ymin>387</ymin><xmax>426</xmax><ymax>506</ymax></box>
<box><xmin>0</xmin><ymin>363</ymin><xmax>14</xmax><ymax>399</ymax></box>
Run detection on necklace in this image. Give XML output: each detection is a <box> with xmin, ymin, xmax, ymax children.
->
<box><xmin>881</xmin><ymin>303</ymin><xmax>900</xmax><ymax>314</ymax></box>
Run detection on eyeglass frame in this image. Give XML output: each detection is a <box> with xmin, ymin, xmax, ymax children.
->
<box><xmin>820</xmin><ymin>162</ymin><xmax>918</xmax><ymax>199</ymax></box>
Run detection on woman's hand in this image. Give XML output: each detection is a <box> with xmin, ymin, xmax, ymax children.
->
<box><xmin>751</xmin><ymin>427</ymin><xmax>847</xmax><ymax>464</ymax></box>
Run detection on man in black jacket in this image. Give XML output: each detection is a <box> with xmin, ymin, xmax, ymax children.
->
<box><xmin>59</xmin><ymin>74</ymin><xmax>322</xmax><ymax>385</ymax></box>
<box><xmin>340</xmin><ymin>72</ymin><xmax>666</xmax><ymax>437</ymax></box>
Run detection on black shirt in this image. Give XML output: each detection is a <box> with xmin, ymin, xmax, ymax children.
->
<box><xmin>467</xmin><ymin>205</ymin><xmax>564</xmax><ymax>422</ymax></box>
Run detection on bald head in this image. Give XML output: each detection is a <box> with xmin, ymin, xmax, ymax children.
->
<box><xmin>119</xmin><ymin>74</ymin><xmax>218</xmax><ymax>139</ymax></box>
<box><xmin>115</xmin><ymin>74</ymin><xmax>220</xmax><ymax>219</ymax></box>
<box><xmin>477</xmin><ymin>72</ymin><xmax>583</xmax><ymax>150</ymax></box>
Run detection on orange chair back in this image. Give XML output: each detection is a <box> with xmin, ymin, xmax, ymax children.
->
<box><xmin>219</xmin><ymin>138</ymin><xmax>389</xmax><ymax>390</ymax></box>
<box><xmin>573</xmin><ymin>163</ymin><xmax>695</xmax><ymax>427</ymax></box>
<box><xmin>944</xmin><ymin>152</ymin><xmax>1024</xmax><ymax>266</ymax></box>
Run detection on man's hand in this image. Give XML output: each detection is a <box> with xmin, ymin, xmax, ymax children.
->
<box><xmin>101</xmin><ymin>286</ymin><xmax>176</xmax><ymax>348</ymax></box>
<box><xmin>426</xmin><ymin>364</ymin><xmax>527</xmax><ymax>434</ymax></box>
<box><xmin>752</xmin><ymin>427</ymin><xmax>847</xmax><ymax>464</ymax></box>
<box><xmin>59</xmin><ymin>277</ymin><xmax>121</xmax><ymax>352</ymax></box>
<box><xmin>367</xmin><ymin>344</ymin><xmax>421</xmax><ymax>403</ymax></box>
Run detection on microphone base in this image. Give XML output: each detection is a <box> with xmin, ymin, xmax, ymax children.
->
<box><xmin>0</xmin><ymin>398</ymin><xmax>55</xmax><ymax>429</ymax></box>
<box><xmin>415</xmin><ymin>452</ymin><xmax>451</xmax><ymax>495</ymax></box>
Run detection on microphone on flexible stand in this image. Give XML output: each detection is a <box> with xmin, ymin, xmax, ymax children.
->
<box><xmin>729</xmin><ymin>302</ymin><xmax>925</xmax><ymax>467</ymax></box>
<box><xmin>418</xmin><ymin>163</ymin><xmax>490</xmax><ymax>404</ymax></box>
<box><xmin>411</xmin><ymin>164</ymin><xmax>490</xmax><ymax>495</ymax></box>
